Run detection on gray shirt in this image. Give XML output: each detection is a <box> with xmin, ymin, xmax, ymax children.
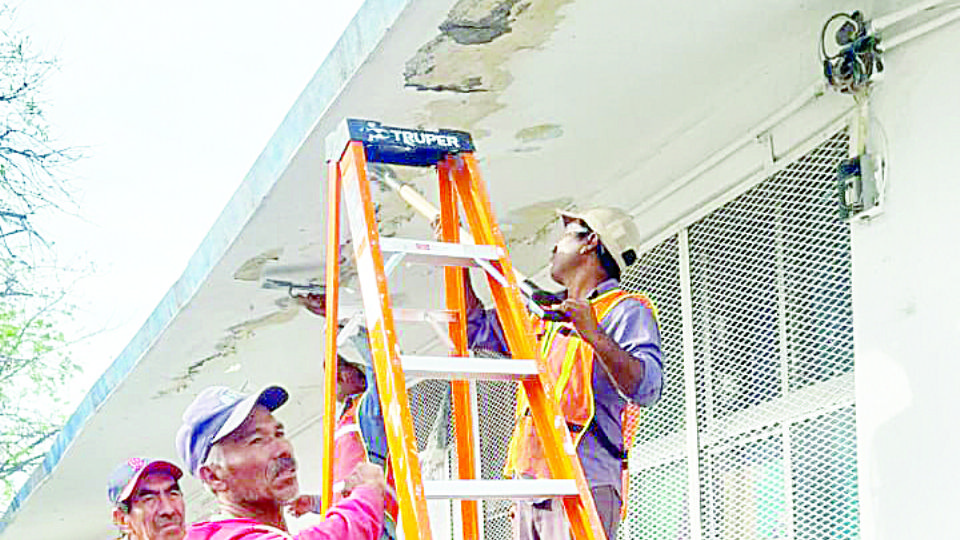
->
<box><xmin>466</xmin><ymin>278</ymin><xmax>663</xmax><ymax>494</ymax></box>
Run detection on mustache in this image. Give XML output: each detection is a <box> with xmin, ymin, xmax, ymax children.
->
<box><xmin>270</xmin><ymin>456</ymin><xmax>297</xmax><ymax>478</ymax></box>
<box><xmin>155</xmin><ymin>515</ymin><xmax>183</xmax><ymax>529</ymax></box>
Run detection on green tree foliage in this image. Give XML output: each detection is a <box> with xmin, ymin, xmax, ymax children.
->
<box><xmin>0</xmin><ymin>291</ymin><xmax>77</xmax><ymax>492</ymax></box>
<box><xmin>0</xmin><ymin>5</ymin><xmax>80</xmax><ymax>502</ymax></box>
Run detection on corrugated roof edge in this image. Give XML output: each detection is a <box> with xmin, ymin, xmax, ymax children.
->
<box><xmin>0</xmin><ymin>0</ymin><xmax>413</xmax><ymax>531</ymax></box>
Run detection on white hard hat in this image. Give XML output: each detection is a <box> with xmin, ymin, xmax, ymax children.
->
<box><xmin>337</xmin><ymin>340</ymin><xmax>369</xmax><ymax>370</ymax></box>
<box><xmin>557</xmin><ymin>207</ymin><xmax>640</xmax><ymax>271</ymax></box>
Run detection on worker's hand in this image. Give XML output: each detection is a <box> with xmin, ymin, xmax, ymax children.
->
<box><xmin>342</xmin><ymin>462</ymin><xmax>387</xmax><ymax>497</ymax></box>
<box><xmin>286</xmin><ymin>494</ymin><xmax>321</xmax><ymax>517</ymax></box>
<box><xmin>559</xmin><ymin>298</ymin><xmax>602</xmax><ymax>344</ymax></box>
<box><xmin>294</xmin><ymin>292</ymin><xmax>327</xmax><ymax>317</ymax></box>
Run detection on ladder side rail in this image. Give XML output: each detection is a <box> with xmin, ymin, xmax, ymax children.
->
<box><xmin>439</xmin><ymin>161</ymin><xmax>481</xmax><ymax>540</ymax></box>
<box><xmin>449</xmin><ymin>153</ymin><xmax>604</xmax><ymax>540</ymax></box>
<box><xmin>339</xmin><ymin>141</ymin><xmax>434</xmax><ymax>540</ymax></box>
<box><xmin>320</xmin><ymin>159</ymin><xmax>342</xmax><ymax>514</ymax></box>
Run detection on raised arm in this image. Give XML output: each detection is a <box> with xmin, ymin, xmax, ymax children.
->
<box><xmin>560</xmin><ymin>297</ymin><xmax>663</xmax><ymax>403</ymax></box>
<box><xmin>350</xmin><ymin>327</ymin><xmax>389</xmax><ymax>467</ymax></box>
<box><xmin>294</xmin><ymin>464</ymin><xmax>386</xmax><ymax>540</ymax></box>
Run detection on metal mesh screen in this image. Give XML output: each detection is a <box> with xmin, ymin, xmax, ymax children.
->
<box><xmin>619</xmin><ymin>235</ymin><xmax>689</xmax><ymax>539</ymax></box>
<box><xmin>409</xmin><ymin>379</ymin><xmax>452</xmax><ymax>453</ymax></box>
<box><xmin>687</xmin><ymin>130</ymin><xmax>858</xmax><ymax>539</ymax></box>
<box><xmin>477</xmin><ymin>380</ymin><xmax>518</xmax><ymax>539</ymax></box>
<box><xmin>790</xmin><ymin>406</ymin><xmax>859</xmax><ymax>539</ymax></box>
<box><xmin>701</xmin><ymin>431</ymin><xmax>787</xmax><ymax>538</ymax></box>
<box><xmin>407</xmin><ymin>367</ymin><xmax>519</xmax><ymax>540</ymax></box>
<box><xmin>404</xmin><ymin>130</ymin><xmax>857</xmax><ymax>539</ymax></box>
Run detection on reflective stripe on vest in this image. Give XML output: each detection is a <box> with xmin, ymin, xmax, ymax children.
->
<box><xmin>504</xmin><ymin>287</ymin><xmax>657</xmax><ymax>479</ymax></box>
<box><xmin>334</xmin><ymin>397</ymin><xmax>400</xmax><ymax>522</ymax></box>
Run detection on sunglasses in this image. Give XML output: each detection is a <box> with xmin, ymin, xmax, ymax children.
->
<box><xmin>563</xmin><ymin>221</ymin><xmax>591</xmax><ymax>235</ymax></box>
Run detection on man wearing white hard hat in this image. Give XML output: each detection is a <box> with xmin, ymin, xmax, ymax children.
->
<box><xmin>466</xmin><ymin>206</ymin><xmax>664</xmax><ymax>540</ymax></box>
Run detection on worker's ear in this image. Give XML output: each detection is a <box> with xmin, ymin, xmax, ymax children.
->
<box><xmin>199</xmin><ymin>464</ymin><xmax>228</xmax><ymax>493</ymax></box>
<box><xmin>583</xmin><ymin>231</ymin><xmax>600</xmax><ymax>251</ymax></box>
<box><xmin>113</xmin><ymin>507</ymin><xmax>132</xmax><ymax>534</ymax></box>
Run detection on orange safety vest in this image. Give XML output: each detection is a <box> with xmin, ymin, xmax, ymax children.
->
<box><xmin>504</xmin><ymin>287</ymin><xmax>657</xmax><ymax>484</ymax></box>
<box><xmin>334</xmin><ymin>397</ymin><xmax>399</xmax><ymax>528</ymax></box>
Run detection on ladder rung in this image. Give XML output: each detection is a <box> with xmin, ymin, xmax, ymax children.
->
<box><xmin>400</xmin><ymin>356</ymin><xmax>539</xmax><ymax>381</ymax></box>
<box><xmin>380</xmin><ymin>238</ymin><xmax>502</xmax><ymax>267</ymax></box>
<box><xmin>423</xmin><ymin>479</ymin><xmax>579</xmax><ymax>500</ymax></box>
<box><xmin>393</xmin><ymin>308</ymin><xmax>457</xmax><ymax>323</ymax></box>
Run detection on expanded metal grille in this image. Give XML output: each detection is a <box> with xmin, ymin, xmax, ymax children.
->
<box><xmin>688</xmin><ymin>131</ymin><xmax>857</xmax><ymax>539</ymax></box>
<box><xmin>477</xmin><ymin>380</ymin><xmax>518</xmax><ymax>534</ymax></box>
<box><xmin>790</xmin><ymin>406</ymin><xmax>859</xmax><ymax>539</ymax></box>
<box><xmin>406</xmin><ymin>130</ymin><xmax>858</xmax><ymax>539</ymax></box>
<box><xmin>620</xmin><ymin>235</ymin><xmax>689</xmax><ymax>539</ymax></box>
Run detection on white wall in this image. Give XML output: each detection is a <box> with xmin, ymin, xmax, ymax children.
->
<box><xmin>852</xmin><ymin>19</ymin><xmax>960</xmax><ymax>540</ymax></box>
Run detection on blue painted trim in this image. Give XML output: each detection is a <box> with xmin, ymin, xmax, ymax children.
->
<box><xmin>0</xmin><ymin>0</ymin><xmax>413</xmax><ymax>530</ymax></box>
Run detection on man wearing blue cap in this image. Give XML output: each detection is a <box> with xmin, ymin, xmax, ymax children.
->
<box><xmin>108</xmin><ymin>457</ymin><xmax>186</xmax><ymax>540</ymax></box>
<box><xmin>176</xmin><ymin>384</ymin><xmax>386</xmax><ymax>540</ymax></box>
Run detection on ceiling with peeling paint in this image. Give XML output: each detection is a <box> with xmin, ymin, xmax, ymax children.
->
<box><xmin>1</xmin><ymin>0</ymin><xmax>870</xmax><ymax>537</ymax></box>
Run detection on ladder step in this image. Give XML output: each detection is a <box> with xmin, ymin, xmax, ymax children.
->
<box><xmin>400</xmin><ymin>356</ymin><xmax>539</xmax><ymax>381</ymax></box>
<box><xmin>423</xmin><ymin>479</ymin><xmax>579</xmax><ymax>500</ymax></box>
<box><xmin>380</xmin><ymin>238</ymin><xmax>503</xmax><ymax>268</ymax></box>
<box><xmin>393</xmin><ymin>308</ymin><xmax>457</xmax><ymax>323</ymax></box>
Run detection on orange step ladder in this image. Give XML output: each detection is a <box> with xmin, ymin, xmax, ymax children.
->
<box><xmin>320</xmin><ymin>119</ymin><xmax>605</xmax><ymax>540</ymax></box>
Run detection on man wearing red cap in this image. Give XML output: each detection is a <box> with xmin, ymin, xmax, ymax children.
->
<box><xmin>108</xmin><ymin>457</ymin><xmax>187</xmax><ymax>540</ymax></box>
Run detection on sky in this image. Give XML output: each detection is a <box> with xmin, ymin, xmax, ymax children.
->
<box><xmin>11</xmin><ymin>0</ymin><xmax>366</xmax><ymax>407</ymax></box>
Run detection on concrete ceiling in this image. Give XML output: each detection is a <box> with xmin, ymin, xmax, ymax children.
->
<box><xmin>0</xmin><ymin>0</ymin><xmax>873</xmax><ymax>537</ymax></box>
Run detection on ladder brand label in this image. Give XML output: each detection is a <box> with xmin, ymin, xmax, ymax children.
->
<box><xmin>369</xmin><ymin>125</ymin><xmax>460</xmax><ymax>149</ymax></box>
<box><xmin>344</xmin><ymin>119</ymin><xmax>475</xmax><ymax>167</ymax></box>
<box><xmin>359</xmin><ymin>121</ymin><xmax>461</xmax><ymax>149</ymax></box>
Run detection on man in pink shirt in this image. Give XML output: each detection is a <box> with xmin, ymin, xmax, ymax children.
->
<box><xmin>176</xmin><ymin>385</ymin><xmax>385</xmax><ymax>540</ymax></box>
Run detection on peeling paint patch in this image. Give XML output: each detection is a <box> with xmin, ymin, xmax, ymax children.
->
<box><xmin>153</xmin><ymin>306</ymin><xmax>301</xmax><ymax>397</ymax></box>
<box><xmin>153</xmin><ymin>346</ymin><xmax>235</xmax><ymax>398</ymax></box>
<box><xmin>502</xmin><ymin>197</ymin><xmax>573</xmax><ymax>246</ymax></box>
<box><xmin>404</xmin><ymin>36</ymin><xmax>491</xmax><ymax>93</ymax></box>
<box><xmin>227</xmin><ymin>307</ymin><xmax>300</xmax><ymax>338</ymax></box>
<box><xmin>441</xmin><ymin>0</ymin><xmax>522</xmax><ymax>45</ymax></box>
<box><xmin>234</xmin><ymin>248</ymin><xmax>283</xmax><ymax>281</ymax></box>
<box><xmin>404</xmin><ymin>0</ymin><xmax>572</xmax><ymax>95</ymax></box>
<box><xmin>511</xmin><ymin>146</ymin><xmax>541</xmax><ymax>153</ymax></box>
<box><xmin>515</xmin><ymin>123</ymin><xmax>563</xmax><ymax>143</ymax></box>
<box><xmin>421</xmin><ymin>94</ymin><xmax>508</xmax><ymax>133</ymax></box>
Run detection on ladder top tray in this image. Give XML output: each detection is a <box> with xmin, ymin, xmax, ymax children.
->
<box><xmin>326</xmin><ymin>119</ymin><xmax>476</xmax><ymax>167</ymax></box>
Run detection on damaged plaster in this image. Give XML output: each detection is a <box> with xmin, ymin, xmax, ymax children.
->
<box><xmin>511</xmin><ymin>123</ymin><xmax>563</xmax><ymax>152</ymax></box>
<box><xmin>501</xmin><ymin>197</ymin><xmax>574</xmax><ymax>272</ymax></box>
<box><xmin>502</xmin><ymin>196</ymin><xmax>573</xmax><ymax>246</ymax></box>
<box><xmin>233</xmin><ymin>248</ymin><xmax>283</xmax><ymax>281</ymax></box>
<box><xmin>404</xmin><ymin>0</ymin><xmax>572</xmax><ymax>95</ymax></box>
<box><xmin>153</xmin><ymin>306</ymin><xmax>301</xmax><ymax>397</ymax></box>
<box><xmin>515</xmin><ymin>123</ymin><xmax>563</xmax><ymax>143</ymax></box>
<box><xmin>441</xmin><ymin>0</ymin><xmax>524</xmax><ymax>45</ymax></box>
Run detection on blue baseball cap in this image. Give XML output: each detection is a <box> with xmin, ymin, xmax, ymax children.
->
<box><xmin>108</xmin><ymin>457</ymin><xmax>183</xmax><ymax>508</ymax></box>
<box><xmin>175</xmin><ymin>385</ymin><xmax>288</xmax><ymax>476</ymax></box>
